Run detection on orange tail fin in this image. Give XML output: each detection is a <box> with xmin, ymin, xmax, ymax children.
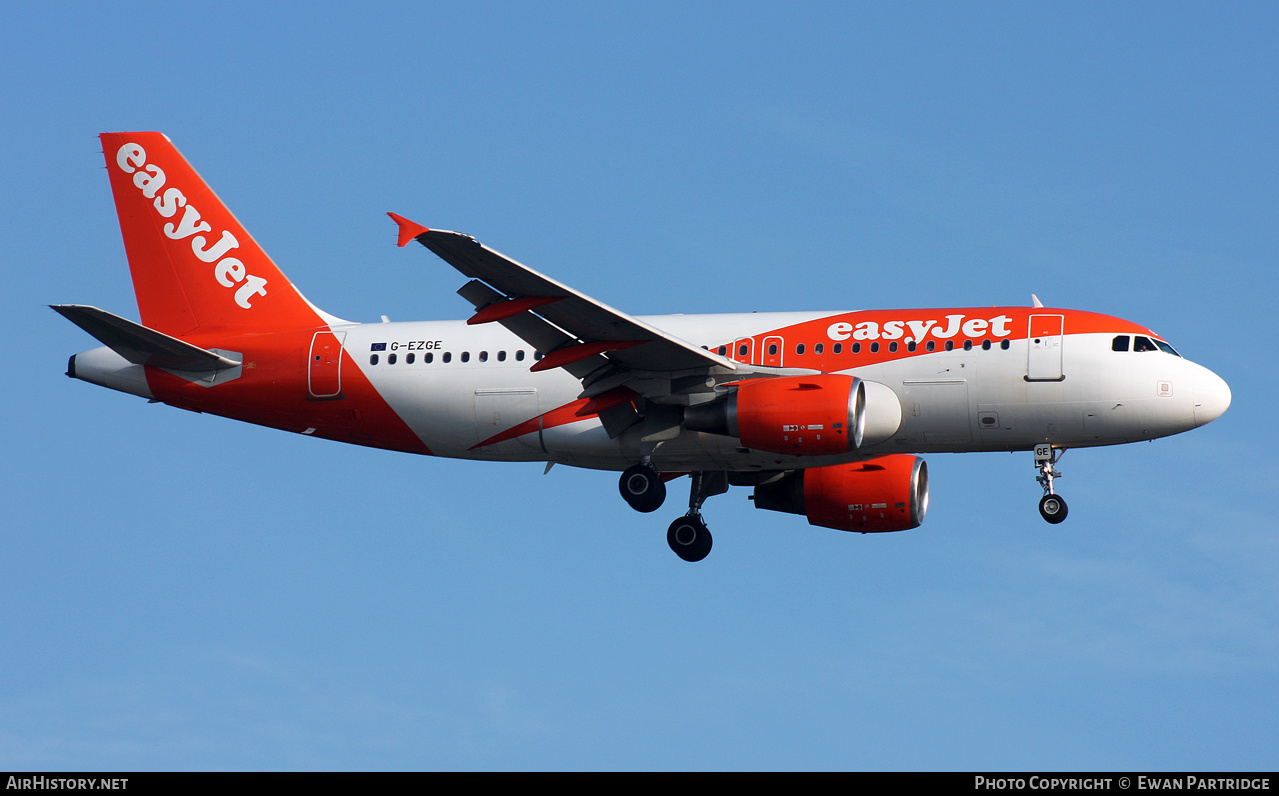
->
<box><xmin>100</xmin><ymin>132</ymin><xmax>336</xmax><ymax>337</ymax></box>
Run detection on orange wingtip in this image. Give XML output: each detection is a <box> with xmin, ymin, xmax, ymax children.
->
<box><xmin>387</xmin><ymin>212</ymin><xmax>430</xmax><ymax>247</ymax></box>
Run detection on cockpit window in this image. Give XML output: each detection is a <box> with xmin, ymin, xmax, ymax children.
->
<box><xmin>1153</xmin><ymin>339</ymin><xmax>1181</xmax><ymax>357</ymax></box>
<box><xmin>1130</xmin><ymin>335</ymin><xmax>1182</xmax><ymax>356</ymax></box>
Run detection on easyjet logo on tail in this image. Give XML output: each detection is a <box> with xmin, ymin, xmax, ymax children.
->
<box><xmin>115</xmin><ymin>142</ymin><xmax>268</xmax><ymax>309</ymax></box>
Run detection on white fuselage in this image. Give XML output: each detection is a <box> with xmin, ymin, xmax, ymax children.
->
<box><xmin>335</xmin><ymin>310</ymin><xmax>1228</xmax><ymax>473</ymax></box>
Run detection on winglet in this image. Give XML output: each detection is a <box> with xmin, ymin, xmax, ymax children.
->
<box><xmin>387</xmin><ymin>213</ymin><xmax>430</xmax><ymax>247</ymax></box>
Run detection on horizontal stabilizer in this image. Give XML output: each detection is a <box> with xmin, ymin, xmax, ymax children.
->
<box><xmin>51</xmin><ymin>305</ymin><xmax>240</xmax><ymax>371</ymax></box>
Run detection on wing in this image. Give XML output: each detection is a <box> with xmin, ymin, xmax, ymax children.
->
<box><xmin>389</xmin><ymin>214</ymin><xmax>778</xmax><ymax>437</ymax></box>
<box><xmin>390</xmin><ymin>216</ymin><xmax>735</xmax><ymax>374</ymax></box>
<box><xmin>389</xmin><ymin>215</ymin><xmax>759</xmax><ymax>414</ymax></box>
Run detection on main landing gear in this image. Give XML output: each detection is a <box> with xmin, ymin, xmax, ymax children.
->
<box><xmin>666</xmin><ymin>471</ymin><xmax>728</xmax><ymax>562</ymax></box>
<box><xmin>619</xmin><ymin>465</ymin><xmax>726</xmax><ymax>561</ymax></box>
<box><xmin>1034</xmin><ymin>444</ymin><xmax>1068</xmax><ymax>524</ymax></box>
<box><xmin>667</xmin><ymin>515</ymin><xmax>712</xmax><ymax>562</ymax></box>
<box><xmin>619</xmin><ymin>462</ymin><xmax>665</xmax><ymax>513</ymax></box>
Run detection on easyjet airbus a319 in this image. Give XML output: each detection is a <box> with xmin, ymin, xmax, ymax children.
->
<box><xmin>57</xmin><ymin>133</ymin><xmax>1232</xmax><ymax>560</ymax></box>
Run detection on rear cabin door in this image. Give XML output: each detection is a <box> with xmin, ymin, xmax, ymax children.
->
<box><xmin>308</xmin><ymin>330</ymin><xmax>345</xmax><ymax>399</ymax></box>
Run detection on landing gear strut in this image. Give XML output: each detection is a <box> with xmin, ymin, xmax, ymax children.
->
<box><xmin>667</xmin><ymin>471</ymin><xmax>728</xmax><ymax>562</ymax></box>
<box><xmin>1034</xmin><ymin>444</ymin><xmax>1068</xmax><ymax>524</ymax></box>
<box><xmin>619</xmin><ymin>462</ymin><xmax>665</xmax><ymax>513</ymax></box>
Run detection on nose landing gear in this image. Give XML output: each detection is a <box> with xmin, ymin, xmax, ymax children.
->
<box><xmin>1034</xmin><ymin>444</ymin><xmax>1068</xmax><ymax>524</ymax></box>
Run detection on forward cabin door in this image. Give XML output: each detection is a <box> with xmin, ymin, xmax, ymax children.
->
<box><xmin>308</xmin><ymin>330</ymin><xmax>346</xmax><ymax>399</ymax></box>
<box><xmin>1026</xmin><ymin>314</ymin><xmax>1064</xmax><ymax>381</ymax></box>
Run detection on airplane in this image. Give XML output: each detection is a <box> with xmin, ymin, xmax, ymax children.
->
<box><xmin>56</xmin><ymin>132</ymin><xmax>1233</xmax><ymax>561</ymax></box>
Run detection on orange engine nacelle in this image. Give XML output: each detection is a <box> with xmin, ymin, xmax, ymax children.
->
<box><xmin>684</xmin><ymin>374</ymin><xmax>866</xmax><ymax>456</ymax></box>
<box><xmin>751</xmin><ymin>454</ymin><xmax>929</xmax><ymax>533</ymax></box>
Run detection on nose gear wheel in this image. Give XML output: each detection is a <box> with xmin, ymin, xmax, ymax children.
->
<box><xmin>1033</xmin><ymin>445</ymin><xmax>1068</xmax><ymax>524</ymax></box>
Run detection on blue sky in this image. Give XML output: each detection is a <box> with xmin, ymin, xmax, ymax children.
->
<box><xmin>2</xmin><ymin>1</ymin><xmax>1275</xmax><ymax>770</ymax></box>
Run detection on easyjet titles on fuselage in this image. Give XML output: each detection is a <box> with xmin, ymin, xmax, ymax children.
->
<box><xmin>826</xmin><ymin>313</ymin><xmax>1014</xmax><ymax>344</ymax></box>
<box><xmin>114</xmin><ymin>142</ymin><xmax>268</xmax><ymax>309</ymax></box>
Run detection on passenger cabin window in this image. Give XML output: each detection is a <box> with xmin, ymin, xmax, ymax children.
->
<box><xmin>1113</xmin><ymin>335</ymin><xmax>1131</xmax><ymax>352</ymax></box>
